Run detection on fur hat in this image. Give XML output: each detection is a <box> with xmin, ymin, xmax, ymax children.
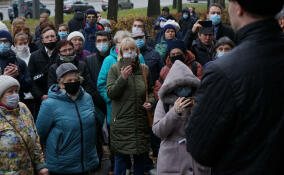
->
<box><xmin>0</xmin><ymin>75</ymin><xmax>20</xmax><ymax>97</ymax></box>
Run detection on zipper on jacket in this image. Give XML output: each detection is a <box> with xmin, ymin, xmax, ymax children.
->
<box><xmin>73</xmin><ymin>101</ymin><xmax>85</xmax><ymax>173</ymax></box>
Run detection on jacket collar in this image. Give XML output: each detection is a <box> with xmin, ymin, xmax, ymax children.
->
<box><xmin>235</xmin><ymin>19</ymin><xmax>282</xmax><ymax>44</ymax></box>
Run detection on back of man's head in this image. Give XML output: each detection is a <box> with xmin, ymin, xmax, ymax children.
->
<box><xmin>231</xmin><ymin>0</ymin><xmax>283</xmax><ymax>17</ymax></box>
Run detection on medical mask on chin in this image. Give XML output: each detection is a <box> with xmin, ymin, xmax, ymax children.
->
<box><xmin>210</xmin><ymin>14</ymin><xmax>221</xmax><ymax>25</ymax></box>
<box><xmin>60</xmin><ymin>54</ymin><xmax>76</xmax><ymax>62</ymax></box>
<box><xmin>5</xmin><ymin>94</ymin><xmax>20</xmax><ymax>109</ymax></box>
<box><xmin>96</xmin><ymin>42</ymin><xmax>109</xmax><ymax>54</ymax></box>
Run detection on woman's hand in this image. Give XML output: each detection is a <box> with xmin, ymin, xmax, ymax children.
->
<box><xmin>121</xmin><ymin>65</ymin><xmax>133</xmax><ymax>80</ymax></box>
<box><xmin>174</xmin><ymin>97</ymin><xmax>192</xmax><ymax>114</ymax></box>
<box><xmin>143</xmin><ymin>102</ymin><xmax>152</xmax><ymax>111</ymax></box>
<box><xmin>38</xmin><ymin>168</ymin><xmax>48</xmax><ymax>175</ymax></box>
<box><xmin>192</xmin><ymin>19</ymin><xmax>203</xmax><ymax>33</ymax></box>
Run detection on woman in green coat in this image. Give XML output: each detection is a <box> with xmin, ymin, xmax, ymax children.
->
<box><xmin>107</xmin><ymin>37</ymin><xmax>155</xmax><ymax>175</ymax></box>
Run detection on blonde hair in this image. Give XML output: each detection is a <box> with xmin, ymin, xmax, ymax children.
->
<box><xmin>11</xmin><ymin>18</ymin><xmax>26</xmax><ymax>38</ymax></box>
<box><xmin>118</xmin><ymin>37</ymin><xmax>140</xmax><ymax>61</ymax></box>
<box><xmin>14</xmin><ymin>32</ymin><xmax>29</xmax><ymax>44</ymax></box>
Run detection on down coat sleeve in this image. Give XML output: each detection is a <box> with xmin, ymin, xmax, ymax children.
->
<box><xmin>152</xmin><ymin>100</ymin><xmax>181</xmax><ymax>139</ymax></box>
<box><xmin>185</xmin><ymin>63</ymin><xmax>237</xmax><ymax>167</ymax></box>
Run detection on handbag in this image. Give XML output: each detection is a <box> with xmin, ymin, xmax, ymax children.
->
<box><xmin>0</xmin><ymin>113</ymin><xmax>37</xmax><ymax>174</ymax></box>
<box><xmin>141</xmin><ymin>64</ymin><xmax>154</xmax><ymax>127</ymax></box>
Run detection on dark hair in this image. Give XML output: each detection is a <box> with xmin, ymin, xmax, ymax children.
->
<box><xmin>40</xmin><ymin>21</ymin><xmax>56</xmax><ymax>35</ymax></box>
<box><xmin>134</xmin><ymin>18</ymin><xmax>145</xmax><ymax>28</ymax></box>
<box><xmin>230</xmin><ymin>0</ymin><xmax>284</xmax><ymax>17</ymax></box>
<box><xmin>162</xmin><ymin>7</ymin><xmax>170</xmax><ymax>12</ymax></box>
<box><xmin>95</xmin><ymin>31</ymin><xmax>111</xmax><ymax>41</ymax></box>
<box><xmin>209</xmin><ymin>3</ymin><xmax>223</xmax><ymax>13</ymax></box>
<box><xmin>58</xmin><ymin>24</ymin><xmax>69</xmax><ymax>31</ymax></box>
<box><xmin>56</xmin><ymin>39</ymin><xmax>74</xmax><ymax>52</ymax></box>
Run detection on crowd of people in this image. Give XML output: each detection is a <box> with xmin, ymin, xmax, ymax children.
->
<box><xmin>0</xmin><ymin>0</ymin><xmax>284</xmax><ymax>174</ymax></box>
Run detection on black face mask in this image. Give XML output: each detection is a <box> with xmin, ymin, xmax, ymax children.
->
<box><xmin>64</xmin><ymin>81</ymin><xmax>80</xmax><ymax>95</ymax></box>
<box><xmin>170</xmin><ymin>54</ymin><xmax>185</xmax><ymax>63</ymax></box>
<box><xmin>44</xmin><ymin>41</ymin><xmax>57</xmax><ymax>50</ymax></box>
<box><xmin>87</xmin><ymin>18</ymin><xmax>96</xmax><ymax>26</ymax></box>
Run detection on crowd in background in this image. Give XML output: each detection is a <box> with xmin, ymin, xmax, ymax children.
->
<box><xmin>0</xmin><ymin>0</ymin><xmax>284</xmax><ymax>175</ymax></box>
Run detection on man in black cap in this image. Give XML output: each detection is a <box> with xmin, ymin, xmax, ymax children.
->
<box><xmin>191</xmin><ymin>21</ymin><xmax>214</xmax><ymax>66</ymax></box>
<box><xmin>185</xmin><ymin>0</ymin><xmax>284</xmax><ymax>174</ymax></box>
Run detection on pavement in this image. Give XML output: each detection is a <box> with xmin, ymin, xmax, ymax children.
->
<box><xmin>0</xmin><ymin>0</ymin><xmax>206</xmax><ymax>21</ymax></box>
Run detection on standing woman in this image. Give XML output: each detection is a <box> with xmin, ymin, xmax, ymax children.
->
<box><xmin>36</xmin><ymin>63</ymin><xmax>99</xmax><ymax>175</ymax></box>
<box><xmin>152</xmin><ymin>61</ymin><xmax>211</xmax><ymax>175</ymax></box>
<box><xmin>107</xmin><ymin>37</ymin><xmax>154</xmax><ymax>175</ymax></box>
<box><xmin>0</xmin><ymin>75</ymin><xmax>47</xmax><ymax>175</ymax></box>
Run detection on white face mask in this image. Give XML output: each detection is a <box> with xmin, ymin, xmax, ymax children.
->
<box><xmin>123</xmin><ymin>52</ymin><xmax>137</xmax><ymax>59</ymax></box>
<box><xmin>15</xmin><ymin>45</ymin><xmax>30</xmax><ymax>60</ymax></box>
<box><xmin>132</xmin><ymin>27</ymin><xmax>143</xmax><ymax>33</ymax></box>
<box><xmin>5</xmin><ymin>94</ymin><xmax>20</xmax><ymax>109</ymax></box>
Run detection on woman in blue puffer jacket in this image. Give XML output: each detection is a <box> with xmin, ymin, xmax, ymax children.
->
<box><xmin>36</xmin><ymin>63</ymin><xmax>100</xmax><ymax>175</ymax></box>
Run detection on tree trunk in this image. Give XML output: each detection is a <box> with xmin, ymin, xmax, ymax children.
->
<box><xmin>177</xmin><ymin>0</ymin><xmax>182</xmax><ymax>12</ymax></box>
<box><xmin>55</xmin><ymin>0</ymin><xmax>63</xmax><ymax>27</ymax></box>
<box><xmin>173</xmin><ymin>0</ymin><xmax>177</xmax><ymax>9</ymax></box>
<box><xmin>32</xmin><ymin>0</ymin><xmax>40</xmax><ymax>19</ymax></box>
<box><xmin>215</xmin><ymin>0</ymin><xmax>225</xmax><ymax>8</ymax></box>
<box><xmin>147</xmin><ymin>0</ymin><xmax>160</xmax><ymax>17</ymax></box>
<box><xmin>107</xmin><ymin>0</ymin><xmax>118</xmax><ymax>22</ymax></box>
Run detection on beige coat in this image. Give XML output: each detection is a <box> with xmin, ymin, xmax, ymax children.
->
<box><xmin>153</xmin><ymin>60</ymin><xmax>211</xmax><ymax>175</ymax></box>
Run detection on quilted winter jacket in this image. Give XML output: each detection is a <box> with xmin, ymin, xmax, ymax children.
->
<box><xmin>36</xmin><ymin>85</ymin><xmax>99</xmax><ymax>174</ymax></box>
<box><xmin>107</xmin><ymin>60</ymin><xmax>155</xmax><ymax>155</ymax></box>
<box><xmin>97</xmin><ymin>46</ymin><xmax>145</xmax><ymax>125</ymax></box>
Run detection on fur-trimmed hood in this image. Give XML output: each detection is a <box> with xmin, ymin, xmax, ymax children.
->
<box><xmin>158</xmin><ymin>60</ymin><xmax>200</xmax><ymax>104</ymax></box>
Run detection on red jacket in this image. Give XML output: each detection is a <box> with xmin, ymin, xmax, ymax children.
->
<box><xmin>154</xmin><ymin>50</ymin><xmax>203</xmax><ymax>100</ymax></box>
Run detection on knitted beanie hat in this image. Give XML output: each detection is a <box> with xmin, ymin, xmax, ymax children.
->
<box><xmin>67</xmin><ymin>31</ymin><xmax>85</xmax><ymax>42</ymax></box>
<box><xmin>0</xmin><ymin>75</ymin><xmax>20</xmax><ymax>97</ymax></box>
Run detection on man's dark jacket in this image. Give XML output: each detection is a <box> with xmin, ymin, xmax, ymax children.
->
<box><xmin>185</xmin><ymin>19</ymin><xmax>284</xmax><ymax>175</ymax></box>
<box><xmin>85</xmin><ymin>53</ymin><xmax>108</xmax><ymax>114</ymax></box>
<box><xmin>0</xmin><ymin>51</ymin><xmax>31</xmax><ymax>100</ymax></box>
<box><xmin>215</xmin><ymin>23</ymin><xmax>235</xmax><ymax>41</ymax></box>
<box><xmin>28</xmin><ymin>46</ymin><xmax>58</xmax><ymax>103</ymax></box>
<box><xmin>140</xmin><ymin>45</ymin><xmax>164</xmax><ymax>84</ymax></box>
<box><xmin>68</xmin><ymin>12</ymin><xmax>85</xmax><ymax>33</ymax></box>
<box><xmin>191</xmin><ymin>38</ymin><xmax>214</xmax><ymax>66</ymax></box>
<box><xmin>179</xmin><ymin>17</ymin><xmax>194</xmax><ymax>39</ymax></box>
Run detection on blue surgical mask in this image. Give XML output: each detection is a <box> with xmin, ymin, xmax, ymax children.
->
<box><xmin>210</xmin><ymin>14</ymin><xmax>221</xmax><ymax>25</ymax></box>
<box><xmin>183</xmin><ymin>14</ymin><xmax>189</xmax><ymax>19</ymax></box>
<box><xmin>96</xmin><ymin>42</ymin><xmax>109</xmax><ymax>53</ymax></box>
<box><xmin>174</xmin><ymin>87</ymin><xmax>192</xmax><ymax>97</ymax></box>
<box><xmin>104</xmin><ymin>27</ymin><xmax>111</xmax><ymax>32</ymax></box>
<box><xmin>217</xmin><ymin>52</ymin><xmax>225</xmax><ymax>58</ymax></box>
<box><xmin>58</xmin><ymin>31</ymin><xmax>68</xmax><ymax>40</ymax></box>
<box><xmin>5</xmin><ymin>94</ymin><xmax>19</xmax><ymax>109</ymax></box>
<box><xmin>135</xmin><ymin>39</ymin><xmax>145</xmax><ymax>49</ymax></box>
<box><xmin>0</xmin><ymin>43</ymin><xmax>11</xmax><ymax>55</ymax></box>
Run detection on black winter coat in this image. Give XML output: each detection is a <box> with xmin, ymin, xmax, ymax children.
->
<box><xmin>185</xmin><ymin>19</ymin><xmax>284</xmax><ymax>175</ymax></box>
<box><xmin>140</xmin><ymin>45</ymin><xmax>164</xmax><ymax>84</ymax></box>
<box><xmin>214</xmin><ymin>23</ymin><xmax>235</xmax><ymax>41</ymax></box>
<box><xmin>0</xmin><ymin>51</ymin><xmax>31</xmax><ymax>100</ymax></box>
<box><xmin>68</xmin><ymin>12</ymin><xmax>85</xmax><ymax>33</ymax></box>
<box><xmin>179</xmin><ymin>17</ymin><xmax>194</xmax><ymax>39</ymax></box>
<box><xmin>85</xmin><ymin>53</ymin><xmax>108</xmax><ymax>115</ymax></box>
<box><xmin>191</xmin><ymin>38</ymin><xmax>214</xmax><ymax>66</ymax></box>
<box><xmin>28</xmin><ymin>47</ymin><xmax>58</xmax><ymax>102</ymax></box>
